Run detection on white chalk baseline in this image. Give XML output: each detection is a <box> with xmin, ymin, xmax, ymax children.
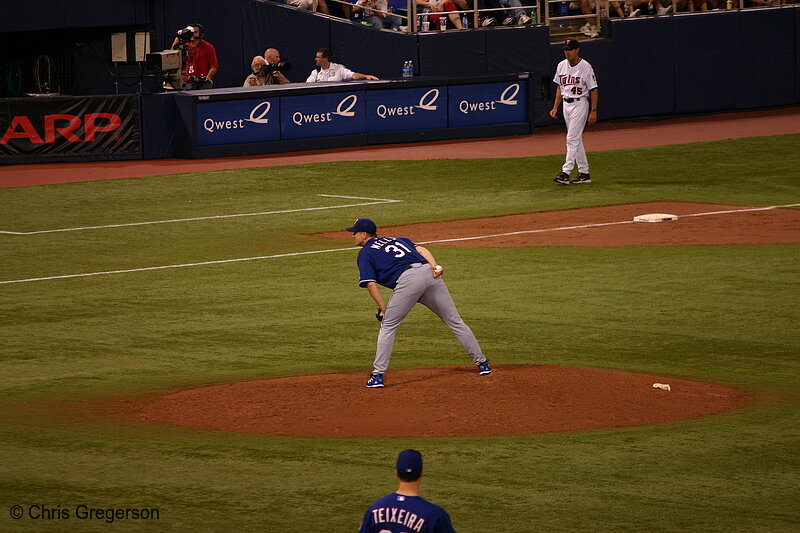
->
<box><xmin>1</xmin><ymin>203</ymin><xmax>797</xmax><ymax>285</ymax></box>
<box><xmin>0</xmin><ymin>194</ymin><xmax>402</xmax><ymax>235</ymax></box>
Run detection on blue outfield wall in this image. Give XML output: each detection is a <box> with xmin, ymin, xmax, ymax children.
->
<box><xmin>553</xmin><ymin>6</ymin><xmax>798</xmax><ymax>122</ymax></box>
<box><xmin>2</xmin><ymin>0</ymin><xmax>796</xmax><ymax>119</ymax></box>
<box><xmin>2</xmin><ymin>2</ymin><xmax>799</xmax><ymax>163</ymax></box>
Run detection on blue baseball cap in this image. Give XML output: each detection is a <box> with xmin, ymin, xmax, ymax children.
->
<box><xmin>563</xmin><ymin>39</ymin><xmax>581</xmax><ymax>50</ymax></box>
<box><xmin>396</xmin><ymin>449</ymin><xmax>423</xmax><ymax>475</ymax></box>
<box><xmin>346</xmin><ymin>218</ymin><xmax>377</xmax><ymax>234</ymax></box>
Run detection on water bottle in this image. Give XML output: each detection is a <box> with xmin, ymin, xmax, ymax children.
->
<box><xmin>462</xmin><ymin>14</ymin><xmax>469</xmax><ymax>29</ymax></box>
<box><xmin>402</xmin><ymin>61</ymin><xmax>413</xmax><ymax>78</ymax></box>
<box><xmin>559</xmin><ymin>1</ymin><xmax>569</xmax><ymax>16</ymax></box>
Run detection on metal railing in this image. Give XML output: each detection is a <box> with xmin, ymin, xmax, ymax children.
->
<box><xmin>306</xmin><ymin>0</ymin><xmax>542</xmax><ymax>32</ymax></box>
<box><xmin>288</xmin><ymin>0</ymin><xmax>794</xmax><ymax>37</ymax></box>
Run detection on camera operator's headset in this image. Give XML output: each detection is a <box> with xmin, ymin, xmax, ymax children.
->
<box><xmin>190</xmin><ymin>23</ymin><xmax>204</xmax><ymax>40</ymax></box>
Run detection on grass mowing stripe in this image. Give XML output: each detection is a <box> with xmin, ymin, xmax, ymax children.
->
<box><xmin>3</xmin><ymin>202</ymin><xmax>797</xmax><ymax>285</ymax></box>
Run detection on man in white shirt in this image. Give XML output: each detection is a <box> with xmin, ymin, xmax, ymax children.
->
<box><xmin>305</xmin><ymin>48</ymin><xmax>380</xmax><ymax>83</ymax></box>
<box><xmin>550</xmin><ymin>39</ymin><xmax>598</xmax><ymax>185</ymax></box>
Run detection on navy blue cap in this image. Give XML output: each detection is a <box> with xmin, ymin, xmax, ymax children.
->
<box><xmin>396</xmin><ymin>449</ymin><xmax>423</xmax><ymax>476</ymax></box>
<box><xmin>346</xmin><ymin>218</ymin><xmax>377</xmax><ymax>234</ymax></box>
<box><xmin>563</xmin><ymin>39</ymin><xmax>580</xmax><ymax>50</ymax></box>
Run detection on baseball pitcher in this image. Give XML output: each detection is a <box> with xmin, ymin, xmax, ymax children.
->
<box><xmin>346</xmin><ymin>218</ymin><xmax>492</xmax><ymax>388</ymax></box>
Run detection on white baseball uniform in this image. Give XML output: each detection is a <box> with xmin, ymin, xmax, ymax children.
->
<box><xmin>553</xmin><ymin>58</ymin><xmax>597</xmax><ymax>175</ymax></box>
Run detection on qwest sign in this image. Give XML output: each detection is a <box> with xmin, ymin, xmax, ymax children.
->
<box><xmin>0</xmin><ymin>95</ymin><xmax>139</xmax><ymax>159</ymax></box>
<box><xmin>447</xmin><ymin>82</ymin><xmax>526</xmax><ymax>127</ymax></box>
<box><xmin>196</xmin><ymin>98</ymin><xmax>280</xmax><ymax>146</ymax></box>
<box><xmin>365</xmin><ymin>87</ymin><xmax>447</xmax><ymax>132</ymax></box>
<box><xmin>280</xmin><ymin>92</ymin><xmax>365</xmax><ymax>140</ymax></box>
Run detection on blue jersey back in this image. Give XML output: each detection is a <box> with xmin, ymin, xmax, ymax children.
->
<box><xmin>358</xmin><ymin>493</ymin><xmax>456</xmax><ymax>533</ymax></box>
<box><xmin>356</xmin><ymin>237</ymin><xmax>427</xmax><ymax>289</ymax></box>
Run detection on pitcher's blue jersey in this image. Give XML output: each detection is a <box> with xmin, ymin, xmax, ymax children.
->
<box><xmin>358</xmin><ymin>493</ymin><xmax>456</xmax><ymax>533</ymax></box>
<box><xmin>356</xmin><ymin>237</ymin><xmax>427</xmax><ymax>289</ymax></box>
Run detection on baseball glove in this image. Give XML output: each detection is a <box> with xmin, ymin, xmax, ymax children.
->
<box><xmin>375</xmin><ymin>308</ymin><xmax>384</xmax><ymax>322</ymax></box>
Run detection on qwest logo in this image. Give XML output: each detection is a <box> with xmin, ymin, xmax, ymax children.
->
<box><xmin>291</xmin><ymin>94</ymin><xmax>358</xmax><ymax>126</ymax></box>
<box><xmin>458</xmin><ymin>84</ymin><xmax>520</xmax><ymax>115</ymax></box>
<box><xmin>1</xmin><ymin>114</ymin><xmax>122</xmax><ymax>144</ymax></box>
<box><xmin>202</xmin><ymin>101</ymin><xmax>273</xmax><ymax>133</ymax></box>
<box><xmin>376</xmin><ymin>89</ymin><xmax>440</xmax><ymax>119</ymax></box>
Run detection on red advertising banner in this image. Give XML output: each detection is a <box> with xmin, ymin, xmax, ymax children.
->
<box><xmin>0</xmin><ymin>95</ymin><xmax>140</xmax><ymax>159</ymax></box>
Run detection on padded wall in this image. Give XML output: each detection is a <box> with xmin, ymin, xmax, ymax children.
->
<box><xmin>330</xmin><ymin>20</ymin><xmax>418</xmax><ymax>80</ymax></box>
<box><xmin>141</xmin><ymin>94</ymin><xmax>177</xmax><ymax>159</ymax></box>
<box><xmin>418</xmin><ymin>30</ymin><xmax>486</xmax><ymax>77</ymax></box>
<box><xmin>735</xmin><ymin>7</ymin><xmax>796</xmax><ymax>109</ymax></box>
<box><xmin>607</xmin><ymin>17</ymin><xmax>676</xmax><ymax>118</ymax></box>
<box><xmin>485</xmin><ymin>25</ymin><xmax>549</xmax><ymax>75</ymax></box>
<box><xmin>674</xmin><ymin>12</ymin><xmax>737</xmax><ymax>114</ymax></box>
<box><xmin>797</xmin><ymin>7</ymin><xmax>800</xmax><ymax>102</ymax></box>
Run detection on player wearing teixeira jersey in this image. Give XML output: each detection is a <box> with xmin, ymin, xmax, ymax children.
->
<box><xmin>551</xmin><ymin>39</ymin><xmax>598</xmax><ymax>185</ymax></box>
<box><xmin>346</xmin><ymin>218</ymin><xmax>492</xmax><ymax>388</ymax></box>
<box><xmin>359</xmin><ymin>449</ymin><xmax>456</xmax><ymax>533</ymax></box>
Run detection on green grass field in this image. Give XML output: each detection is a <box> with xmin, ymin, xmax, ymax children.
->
<box><xmin>1</xmin><ymin>135</ymin><xmax>799</xmax><ymax>532</ymax></box>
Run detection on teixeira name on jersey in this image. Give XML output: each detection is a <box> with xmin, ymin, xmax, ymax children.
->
<box><xmin>369</xmin><ymin>507</ymin><xmax>426</xmax><ymax>532</ymax></box>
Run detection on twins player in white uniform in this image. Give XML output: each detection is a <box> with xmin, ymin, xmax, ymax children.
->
<box><xmin>550</xmin><ymin>39</ymin><xmax>598</xmax><ymax>185</ymax></box>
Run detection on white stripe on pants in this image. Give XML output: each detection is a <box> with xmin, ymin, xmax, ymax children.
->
<box><xmin>562</xmin><ymin>98</ymin><xmax>590</xmax><ymax>175</ymax></box>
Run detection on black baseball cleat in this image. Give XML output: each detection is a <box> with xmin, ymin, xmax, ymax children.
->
<box><xmin>553</xmin><ymin>172</ymin><xmax>571</xmax><ymax>185</ymax></box>
<box><xmin>571</xmin><ymin>173</ymin><xmax>592</xmax><ymax>184</ymax></box>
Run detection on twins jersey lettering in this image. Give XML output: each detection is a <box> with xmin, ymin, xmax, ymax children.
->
<box><xmin>553</xmin><ymin>58</ymin><xmax>597</xmax><ymax>99</ymax></box>
<box><xmin>358</xmin><ymin>493</ymin><xmax>456</xmax><ymax>533</ymax></box>
<box><xmin>356</xmin><ymin>237</ymin><xmax>427</xmax><ymax>289</ymax></box>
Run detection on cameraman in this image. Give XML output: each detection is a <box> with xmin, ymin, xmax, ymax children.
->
<box><xmin>171</xmin><ymin>23</ymin><xmax>219</xmax><ymax>90</ymax></box>
<box><xmin>263</xmin><ymin>48</ymin><xmax>290</xmax><ymax>85</ymax></box>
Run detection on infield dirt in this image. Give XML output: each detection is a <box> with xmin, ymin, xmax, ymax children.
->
<box><xmin>120</xmin><ymin>198</ymin><xmax>800</xmax><ymax>437</ymax></box>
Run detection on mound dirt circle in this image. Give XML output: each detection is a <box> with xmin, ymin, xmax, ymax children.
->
<box><xmin>128</xmin><ymin>365</ymin><xmax>746</xmax><ymax>437</ymax></box>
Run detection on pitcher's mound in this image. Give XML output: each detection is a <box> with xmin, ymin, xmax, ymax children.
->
<box><xmin>129</xmin><ymin>365</ymin><xmax>746</xmax><ymax>437</ymax></box>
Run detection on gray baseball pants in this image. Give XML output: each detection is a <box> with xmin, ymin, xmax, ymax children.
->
<box><xmin>373</xmin><ymin>263</ymin><xmax>486</xmax><ymax>373</ymax></box>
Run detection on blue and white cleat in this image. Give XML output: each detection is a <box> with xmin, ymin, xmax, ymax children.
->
<box><xmin>365</xmin><ymin>372</ymin><xmax>384</xmax><ymax>388</ymax></box>
<box><xmin>476</xmin><ymin>360</ymin><xmax>493</xmax><ymax>375</ymax></box>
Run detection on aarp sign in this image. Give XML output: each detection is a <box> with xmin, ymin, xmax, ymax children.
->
<box><xmin>196</xmin><ymin>98</ymin><xmax>280</xmax><ymax>146</ymax></box>
<box><xmin>280</xmin><ymin>92</ymin><xmax>366</xmax><ymax>140</ymax></box>
<box><xmin>447</xmin><ymin>82</ymin><xmax>526</xmax><ymax>128</ymax></box>
<box><xmin>365</xmin><ymin>87</ymin><xmax>447</xmax><ymax>132</ymax></box>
